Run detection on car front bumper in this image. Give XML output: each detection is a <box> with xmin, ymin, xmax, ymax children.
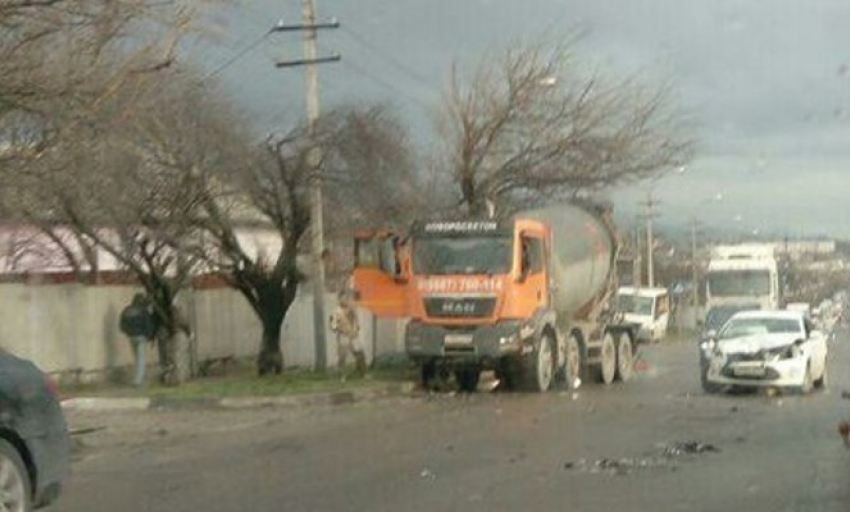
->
<box><xmin>706</xmin><ymin>355</ymin><xmax>809</xmax><ymax>388</ymax></box>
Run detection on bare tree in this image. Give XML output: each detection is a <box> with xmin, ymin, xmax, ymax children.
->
<box><xmin>197</xmin><ymin>127</ymin><xmax>314</xmax><ymax>376</ymax></box>
<box><xmin>6</xmin><ymin>67</ymin><xmax>235</xmax><ymax>385</ymax></box>
<box><xmin>436</xmin><ymin>42</ymin><xmax>692</xmax><ymax>217</ymax></box>
<box><xmin>321</xmin><ymin>106</ymin><xmax>426</xmax><ymax>283</ymax></box>
<box><xmin>0</xmin><ymin>0</ymin><xmax>214</xmax><ymax>169</ymax></box>
<box><xmin>197</xmin><ymin>106</ymin><xmax>424</xmax><ymax>375</ymax></box>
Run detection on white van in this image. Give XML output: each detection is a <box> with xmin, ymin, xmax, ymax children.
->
<box><xmin>616</xmin><ymin>287</ymin><xmax>671</xmax><ymax>343</ymax></box>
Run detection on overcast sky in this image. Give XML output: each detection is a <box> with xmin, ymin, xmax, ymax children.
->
<box><xmin>196</xmin><ymin>0</ymin><xmax>850</xmax><ymax>238</ymax></box>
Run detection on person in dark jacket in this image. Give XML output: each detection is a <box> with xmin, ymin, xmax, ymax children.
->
<box><xmin>119</xmin><ymin>293</ymin><xmax>156</xmax><ymax>386</ymax></box>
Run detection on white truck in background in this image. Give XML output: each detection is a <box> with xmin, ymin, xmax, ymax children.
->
<box><xmin>616</xmin><ymin>287</ymin><xmax>670</xmax><ymax>343</ymax></box>
<box><xmin>705</xmin><ymin>244</ymin><xmax>781</xmax><ymax>313</ymax></box>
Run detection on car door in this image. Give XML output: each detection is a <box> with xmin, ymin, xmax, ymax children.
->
<box><xmin>351</xmin><ymin>231</ymin><xmax>410</xmax><ymax>317</ymax></box>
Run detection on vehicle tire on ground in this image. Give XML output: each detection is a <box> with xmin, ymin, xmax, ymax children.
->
<box><xmin>596</xmin><ymin>332</ymin><xmax>617</xmax><ymax>385</ymax></box>
<box><xmin>421</xmin><ymin>361</ymin><xmax>450</xmax><ymax>391</ymax></box>
<box><xmin>558</xmin><ymin>333</ymin><xmax>583</xmax><ymax>389</ymax></box>
<box><xmin>813</xmin><ymin>364</ymin><xmax>828</xmax><ymax>390</ymax></box>
<box><xmin>794</xmin><ymin>363</ymin><xmax>813</xmax><ymax>395</ymax></box>
<box><xmin>522</xmin><ymin>333</ymin><xmax>556</xmax><ymax>392</ymax></box>
<box><xmin>615</xmin><ymin>332</ymin><xmax>634</xmax><ymax>382</ymax></box>
<box><xmin>700</xmin><ymin>369</ymin><xmax>721</xmax><ymax>394</ymax></box>
<box><xmin>497</xmin><ymin>358</ymin><xmax>522</xmax><ymax>391</ymax></box>
<box><xmin>455</xmin><ymin>367</ymin><xmax>481</xmax><ymax>392</ymax></box>
<box><xmin>0</xmin><ymin>438</ymin><xmax>32</xmax><ymax>512</ymax></box>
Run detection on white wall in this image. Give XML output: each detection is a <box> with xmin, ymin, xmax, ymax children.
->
<box><xmin>0</xmin><ymin>283</ymin><xmax>406</xmax><ymax>380</ymax></box>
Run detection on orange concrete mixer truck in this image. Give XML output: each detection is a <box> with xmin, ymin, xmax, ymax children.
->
<box><xmin>351</xmin><ymin>202</ymin><xmax>639</xmax><ymax>392</ymax></box>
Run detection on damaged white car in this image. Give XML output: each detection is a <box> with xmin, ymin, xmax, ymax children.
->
<box><xmin>702</xmin><ymin>310</ymin><xmax>827</xmax><ymax>394</ymax></box>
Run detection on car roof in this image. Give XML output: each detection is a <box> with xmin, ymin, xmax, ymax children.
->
<box><xmin>729</xmin><ymin>309</ymin><xmax>804</xmax><ymax>321</ymax></box>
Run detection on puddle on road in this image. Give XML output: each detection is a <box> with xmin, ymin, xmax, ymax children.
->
<box><xmin>563</xmin><ymin>440</ymin><xmax>721</xmax><ymax>477</ymax></box>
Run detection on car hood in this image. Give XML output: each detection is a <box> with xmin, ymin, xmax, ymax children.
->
<box><xmin>717</xmin><ymin>333</ymin><xmax>801</xmax><ymax>354</ymax></box>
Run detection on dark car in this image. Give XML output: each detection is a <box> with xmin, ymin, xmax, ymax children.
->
<box><xmin>0</xmin><ymin>349</ymin><xmax>69</xmax><ymax>511</ymax></box>
<box><xmin>698</xmin><ymin>304</ymin><xmax>761</xmax><ymax>391</ymax></box>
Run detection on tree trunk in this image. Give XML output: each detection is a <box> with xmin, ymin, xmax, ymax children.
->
<box><xmin>153</xmin><ymin>299</ymin><xmax>191</xmax><ymax>386</ymax></box>
<box><xmin>158</xmin><ymin>329</ymin><xmax>190</xmax><ymax>386</ymax></box>
<box><xmin>256</xmin><ymin>287</ymin><xmax>290</xmax><ymax>376</ymax></box>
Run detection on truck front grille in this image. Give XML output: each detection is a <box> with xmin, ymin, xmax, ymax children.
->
<box><xmin>424</xmin><ymin>297</ymin><xmax>496</xmax><ymax>318</ymax></box>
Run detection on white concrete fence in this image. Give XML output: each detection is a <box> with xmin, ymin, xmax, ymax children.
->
<box><xmin>0</xmin><ymin>283</ymin><xmax>406</xmax><ymax>381</ymax></box>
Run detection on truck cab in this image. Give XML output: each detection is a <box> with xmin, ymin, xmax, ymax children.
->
<box><xmin>616</xmin><ymin>286</ymin><xmax>670</xmax><ymax>343</ymax></box>
<box><xmin>353</xmin><ymin>218</ymin><xmax>562</xmax><ymax>391</ymax></box>
<box><xmin>705</xmin><ymin>244</ymin><xmax>780</xmax><ymax>312</ymax></box>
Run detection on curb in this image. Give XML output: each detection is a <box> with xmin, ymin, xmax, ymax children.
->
<box><xmin>62</xmin><ymin>382</ymin><xmax>417</xmax><ymax>412</ymax></box>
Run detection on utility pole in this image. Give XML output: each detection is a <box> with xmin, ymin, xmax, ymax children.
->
<box><xmin>643</xmin><ymin>191</ymin><xmax>658</xmax><ymax>288</ymax></box>
<box><xmin>633</xmin><ymin>220</ymin><xmax>642</xmax><ymax>287</ymax></box>
<box><xmin>690</xmin><ymin>217</ymin><xmax>699</xmax><ymax>308</ymax></box>
<box><xmin>272</xmin><ymin>1</ymin><xmax>340</xmax><ymax>371</ymax></box>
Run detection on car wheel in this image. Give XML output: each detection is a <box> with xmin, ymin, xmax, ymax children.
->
<box><xmin>700</xmin><ymin>369</ymin><xmax>721</xmax><ymax>394</ymax></box>
<box><xmin>813</xmin><ymin>364</ymin><xmax>828</xmax><ymax>390</ymax></box>
<box><xmin>795</xmin><ymin>363</ymin><xmax>813</xmax><ymax>395</ymax></box>
<box><xmin>0</xmin><ymin>439</ymin><xmax>31</xmax><ymax>512</ymax></box>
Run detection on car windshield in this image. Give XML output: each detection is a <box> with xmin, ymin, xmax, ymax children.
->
<box><xmin>704</xmin><ymin>306</ymin><xmax>758</xmax><ymax>331</ymax></box>
<box><xmin>708</xmin><ymin>270</ymin><xmax>771</xmax><ymax>297</ymax></box>
<box><xmin>413</xmin><ymin>236</ymin><xmax>513</xmax><ymax>275</ymax></box>
<box><xmin>718</xmin><ymin>317</ymin><xmax>802</xmax><ymax>340</ymax></box>
<box><xmin>618</xmin><ymin>295</ymin><xmax>654</xmax><ymax>316</ymax></box>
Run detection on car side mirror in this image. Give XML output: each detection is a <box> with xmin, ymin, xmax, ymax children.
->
<box><xmin>794</xmin><ymin>338</ymin><xmax>805</xmax><ymax>346</ymax></box>
<box><xmin>705</xmin><ymin>329</ymin><xmax>717</xmax><ymax>340</ymax></box>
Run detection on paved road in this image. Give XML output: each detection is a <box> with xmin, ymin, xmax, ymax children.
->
<box><xmin>55</xmin><ymin>332</ymin><xmax>850</xmax><ymax>512</ymax></box>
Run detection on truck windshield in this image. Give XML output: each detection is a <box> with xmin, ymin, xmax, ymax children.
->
<box><xmin>707</xmin><ymin>270</ymin><xmax>770</xmax><ymax>297</ymax></box>
<box><xmin>413</xmin><ymin>236</ymin><xmax>512</xmax><ymax>275</ymax></box>
<box><xmin>617</xmin><ymin>295</ymin><xmax>654</xmax><ymax>316</ymax></box>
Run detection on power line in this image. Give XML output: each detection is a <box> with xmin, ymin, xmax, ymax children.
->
<box><xmin>199</xmin><ymin>29</ymin><xmax>272</xmax><ymax>84</ymax></box>
<box><xmin>325</xmin><ymin>45</ymin><xmax>431</xmax><ymax>110</ymax></box>
<box><xmin>339</xmin><ymin>25</ymin><xmax>434</xmax><ymax>89</ymax></box>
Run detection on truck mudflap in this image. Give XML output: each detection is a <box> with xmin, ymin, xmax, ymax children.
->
<box><xmin>406</xmin><ymin>321</ymin><xmax>529</xmax><ymax>368</ymax></box>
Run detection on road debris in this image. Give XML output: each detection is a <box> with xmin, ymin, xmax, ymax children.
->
<box><xmin>419</xmin><ymin>468</ymin><xmax>436</xmax><ymax>479</ymax></box>
<box><xmin>662</xmin><ymin>441</ymin><xmax>720</xmax><ymax>456</ymax></box>
<box><xmin>69</xmin><ymin>426</ymin><xmax>107</xmax><ymax>436</ymax></box>
<box><xmin>564</xmin><ymin>440</ymin><xmax>720</xmax><ymax>477</ymax></box>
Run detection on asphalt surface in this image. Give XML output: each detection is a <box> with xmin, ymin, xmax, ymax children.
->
<box><xmin>54</xmin><ymin>330</ymin><xmax>850</xmax><ymax>512</ymax></box>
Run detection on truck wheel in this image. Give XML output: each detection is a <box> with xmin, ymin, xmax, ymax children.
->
<box><xmin>561</xmin><ymin>333</ymin><xmax>582</xmax><ymax>388</ymax></box>
<box><xmin>615</xmin><ymin>332</ymin><xmax>634</xmax><ymax>382</ymax></box>
<box><xmin>421</xmin><ymin>361</ymin><xmax>449</xmax><ymax>391</ymax></box>
<box><xmin>524</xmin><ymin>333</ymin><xmax>555</xmax><ymax>392</ymax></box>
<box><xmin>596</xmin><ymin>332</ymin><xmax>617</xmax><ymax>385</ymax></box>
<box><xmin>455</xmin><ymin>367</ymin><xmax>481</xmax><ymax>392</ymax></box>
<box><xmin>497</xmin><ymin>358</ymin><xmax>522</xmax><ymax>391</ymax></box>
